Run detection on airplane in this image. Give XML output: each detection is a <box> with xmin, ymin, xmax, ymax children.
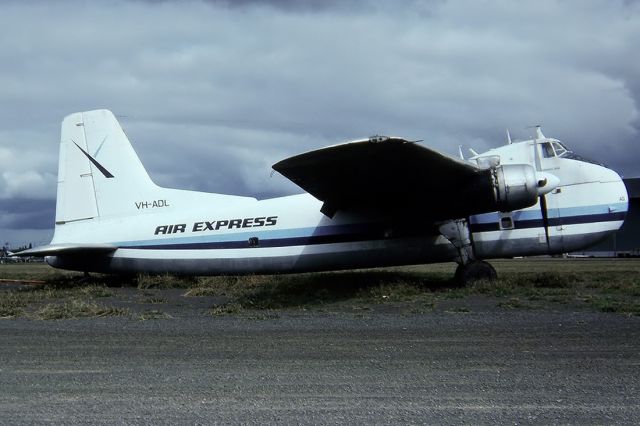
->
<box><xmin>16</xmin><ymin>109</ymin><xmax>628</xmax><ymax>283</ymax></box>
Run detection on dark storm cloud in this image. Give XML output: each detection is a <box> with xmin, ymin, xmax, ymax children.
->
<box><xmin>0</xmin><ymin>0</ymin><xmax>639</xmax><ymax>245</ymax></box>
<box><xmin>0</xmin><ymin>199</ymin><xmax>55</xmax><ymax>230</ymax></box>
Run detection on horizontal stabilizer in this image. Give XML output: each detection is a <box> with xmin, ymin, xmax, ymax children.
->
<box><xmin>12</xmin><ymin>244</ymin><xmax>117</xmax><ymax>257</ymax></box>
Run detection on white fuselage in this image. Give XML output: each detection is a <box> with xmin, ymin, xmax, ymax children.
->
<box><xmin>47</xmin><ymin>144</ymin><xmax>628</xmax><ymax>275</ymax></box>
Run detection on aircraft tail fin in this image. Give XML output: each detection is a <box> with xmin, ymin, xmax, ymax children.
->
<box><xmin>53</xmin><ymin>108</ymin><xmax>256</xmax><ymax>248</ymax></box>
<box><xmin>55</xmin><ymin>109</ymin><xmax>160</xmax><ymax>224</ymax></box>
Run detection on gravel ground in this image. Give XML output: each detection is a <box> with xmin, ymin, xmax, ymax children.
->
<box><xmin>1</xmin><ymin>293</ymin><xmax>639</xmax><ymax>425</ymax></box>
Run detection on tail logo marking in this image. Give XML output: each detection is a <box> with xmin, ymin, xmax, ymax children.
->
<box><xmin>72</xmin><ymin>140</ymin><xmax>115</xmax><ymax>178</ymax></box>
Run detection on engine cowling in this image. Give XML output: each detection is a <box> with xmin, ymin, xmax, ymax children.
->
<box><xmin>492</xmin><ymin>164</ymin><xmax>539</xmax><ymax>212</ymax></box>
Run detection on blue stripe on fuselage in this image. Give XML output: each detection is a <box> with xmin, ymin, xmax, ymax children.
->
<box><xmin>118</xmin><ymin>222</ymin><xmax>436</xmax><ymax>250</ymax></box>
<box><xmin>469</xmin><ymin>202</ymin><xmax>627</xmax><ymax>233</ymax></box>
<box><xmin>469</xmin><ymin>202</ymin><xmax>628</xmax><ymax>224</ymax></box>
<box><xmin>114</xmin><ymin>203</ymin><xmax>627</xmax><ymax>250</ymax></box>
<box><xmin>118</xmin><ymin>223</ymin><xmax>382</xmax><ymax>247</ymax></box>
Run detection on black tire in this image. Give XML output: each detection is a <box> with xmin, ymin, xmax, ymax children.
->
<box><xmin>454</xmin><ymin>260</ymin><xmax>497</xmax><ymax>286</ymax></box>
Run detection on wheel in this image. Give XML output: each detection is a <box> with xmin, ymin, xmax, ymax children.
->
<box><xmin>454</xmin><ymin>260</ymin><xmax>497</xmax><ymax>285</ymax></box>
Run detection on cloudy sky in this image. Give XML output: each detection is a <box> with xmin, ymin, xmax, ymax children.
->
<box><xmin>1</xmin><ymin>0</ymin><xmax>639</xmax><ymax>247</ymax></box>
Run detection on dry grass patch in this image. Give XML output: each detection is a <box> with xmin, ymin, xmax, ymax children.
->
<box><xmin>1</xmin><ymin>277</ymin><xmax>120</xmax><ymax>319</ymax></box>
<box><xmin>79</xmin><ymin>285</ymin><xmax>113</xmax><ymax>298</ymax></box>
<box><xmin>247</xmin><ymin>272</ymin><xmax>425</xmax><ymax>304</ymax></box>
<box><xmin>208</xmin><ymin>302</ymin><xmax>243</xmax><ymax>316</ymax></box>
<box><xmin>193</xmin><ymin>271</ymin><xmax>441</xmax><ymax>315</ymax></box>
<box><xmin>31</xmin><ymin>299</ymin><xmax>129</xmax><ymax>320</ymax></box>
<box><xmin>2</xmin><ymin>259</ymin><xmax>640</xmax><ymax>317</ymax></box>
<box><xmin>136</xmin><ymin>274</ymin><xmax>195</xmax><ymax>289</ymax></box>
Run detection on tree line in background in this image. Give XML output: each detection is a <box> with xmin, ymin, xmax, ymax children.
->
<box><xmin>2</xmin><ymin>243</ymin><xmax>32</xmax><ymax>256</ymax></box>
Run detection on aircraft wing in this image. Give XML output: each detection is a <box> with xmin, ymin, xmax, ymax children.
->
<box><xmin>273</xmin><ymin>137</ymin><xmax>492</xmax><ymax>218</ymax></box>
<box><xmin>11</xmin><ymin>244</ymin><xmax>117</xmax><ymax>257</ymax></box>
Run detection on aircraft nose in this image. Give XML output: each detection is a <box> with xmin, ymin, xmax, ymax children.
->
<box><xmin>602</xmin><ymin>167</ymin><xmax>629</xmax><ymax>225</ymax></box>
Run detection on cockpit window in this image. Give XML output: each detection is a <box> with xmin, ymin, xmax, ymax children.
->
<box><xmin>541</xmin><ymin>140</ymin><xmax>571</xmax><ymax>158</ymax></box>
<box><xmin>541</xmin><ymin>142</ymin><xmax>555</xmax><ymax>158</ymax></box>
<box><xmin>551</xmin><ymin>141</ymin><xmax>569</xmax><ymax>157</ymax></box>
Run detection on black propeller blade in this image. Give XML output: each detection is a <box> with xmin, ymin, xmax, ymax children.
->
<box><xmin>539</xmin><ymin>193</ymin><xmax>551</xmax><ymax>250</ymax></box>
<box><xmin>533</xmin><ymin>131</ymin><xmax>553</xmax><ymax>252</ymax></box>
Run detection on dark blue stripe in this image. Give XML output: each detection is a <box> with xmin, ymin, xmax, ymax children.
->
<box><xmin>470</xmin><ymin>211</ymin><xmax>626</xmax><ymax>233</ymax></box>
<box><xmin>122</xmin><ymin>226</ymin><xmax>438</xmax><ymax>250</ymax></box>
<box><xmin>124</xmin><ymin>232</ymin><xmax>387</xmax><ymax>250</ymax></box>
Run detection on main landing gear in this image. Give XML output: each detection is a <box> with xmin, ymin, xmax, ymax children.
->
<box><xmin>438</xmin><ymin>219</ymin><xmax>497</xmax><ymax>286</ymax></box>
<box><xmin>454</xmin><ymin>260</ymin><xmax>497</xmax><ymax>284</ymax></box>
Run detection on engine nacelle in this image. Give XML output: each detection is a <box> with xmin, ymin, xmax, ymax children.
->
<box><xmin>492</xmin><ymin>164</ymin><xmax>539</xmax><ymax>212</ymax></box>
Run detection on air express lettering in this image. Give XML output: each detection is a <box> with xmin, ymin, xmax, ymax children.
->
<box><xmin>154</xmin><ymin>216</ymin><xmax>278</xmax><ymax>235</ymax></box>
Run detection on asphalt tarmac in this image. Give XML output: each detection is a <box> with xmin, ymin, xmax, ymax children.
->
<box><xmin>1</xmin><ymin>293</ymin><xmax>639</xmax><ymax>425</ymax></box>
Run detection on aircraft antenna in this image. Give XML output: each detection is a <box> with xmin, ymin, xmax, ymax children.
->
<box><xmin>458</xmin><ymin>145</ymin><xmax>465</xmax><ymax>160</ymax></box>
<box><xmin>526</xmin><ymin>124</ymin><xmax>545</xmax><ymax>140</ymax></box>
<box><xmin>506</xmin><ymin>129</ymin><xmax>512</xmax><ymax>145</ymax></box>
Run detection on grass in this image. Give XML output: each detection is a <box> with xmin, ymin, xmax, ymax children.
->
<box><xmin>142</xmin><ymin>296</ymin><xmax>168</xmax><ymax>304</ymax></box>
<box><xmin>80</xmin><ymin>285</ymin><xmax>114</xmax><ymax>298</ymax></box>
<box><xmin>190</xmin><ymin>271</ymin><xmax>438</xmax><ymax>315</ymax></box>
<box><xmin>1</xmin><ymin>258</ymin><xmax>640</xmax><ymax>318</ymax></box>
<box><xmin>0</xmin><ymin>269</ymin><xmax>123</xmax><ymax>319</ymax></box>
<box><xmin>209</xmin><ymin>302</ymin><xmax>244</xmax><ymax>316</ymax></box>
<box><xmin>31</xmin><ymin>300</ymin><xmax>129</xmax><ymax>320</ymax></box>
<box><xmin>0</xmin><ymin>263</ymin><xmax>79</xmax><ymax>281</ymax></box>
<box><xmin>136</xmin><ymin>274</ymin><xmax>196</xmax><ymax>289</ymax></box>
<box><xmin>188</xmin><ymin>259</ymin><xmax>640</xmax><ymax>316</ymax></box>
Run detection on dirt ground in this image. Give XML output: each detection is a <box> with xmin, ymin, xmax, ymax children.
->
<box><xmin>1</xmin><ymin>259</ymin><xmax>639</xmax><ymax>424</ymax></box>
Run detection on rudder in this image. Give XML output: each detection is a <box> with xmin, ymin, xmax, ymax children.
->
<box><xmin>55</xmin><ymin>109</ymin><xmax>159</xmax><ymax>223</ymax></box>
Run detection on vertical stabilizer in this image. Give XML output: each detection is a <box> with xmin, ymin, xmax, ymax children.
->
<box><xmin>55</xmin><ymin>110</ymin><xmax>159</xmax><ymax>223</ymax></box>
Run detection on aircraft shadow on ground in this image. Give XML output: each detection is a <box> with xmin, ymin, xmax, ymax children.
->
<box><xmin>233</xmin><ymin>270</ymin><xmax>454</xmax><ymax>309</ymax></box>
<box><xmin>27</xmin><ymin>269</ymin><xmax>455</xmax><ymax>310</ymax></box>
